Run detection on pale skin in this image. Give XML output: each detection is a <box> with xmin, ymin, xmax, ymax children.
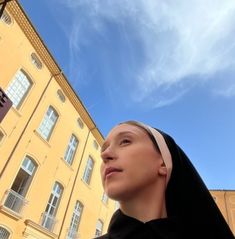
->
<box><xmin>100</xmin><ymin>124</ymin><xmax>168</xmax><ymax>222</ymax></box>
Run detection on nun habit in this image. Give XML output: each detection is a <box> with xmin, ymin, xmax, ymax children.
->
<box><xmin>96</xmin><ymin>123</ymin><xmax>234</xmax><ymax>239</ymax></box>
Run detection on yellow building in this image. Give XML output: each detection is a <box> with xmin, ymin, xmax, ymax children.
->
<box><xmin>0</xmin><ymin>1</ymin><xmax>234</xmax><ymax>239</ymax></box>
<box><xmin>210</xmin><ymin>190</ymin><xmax>235</xmax><ymax>235</ymax></box>
<box><xmin>0</xmin><ymin>1</ymin><xmax>116</xmax><ymax>238</ymax></box>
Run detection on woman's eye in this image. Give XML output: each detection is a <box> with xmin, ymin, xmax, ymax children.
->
<box><xmin>120</xmin><ymin>139</ymin><xmax>131</xmax><ymax>145</ymax></box>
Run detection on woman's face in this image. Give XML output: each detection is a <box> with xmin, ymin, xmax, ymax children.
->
<box><xmin>100</xmin><ymin>123</ymin><xmax>164</xmax><ymax>201</ymax></box>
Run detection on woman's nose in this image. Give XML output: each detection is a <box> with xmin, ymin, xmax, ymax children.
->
<box><xmin>101</xmin><ymin>146</ymin><xmax>116</xmax><ymax>163</ymax></box>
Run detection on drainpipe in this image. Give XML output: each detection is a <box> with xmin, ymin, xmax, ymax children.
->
<box><xmin>57</xmin><ymin>127</ymin><xmax>96</xmax><ymax>238</ymax></box>
<box><xmin>0</xmin><ymin>71</ymin><xmax>62</xmax><ymax>179</ymax></box>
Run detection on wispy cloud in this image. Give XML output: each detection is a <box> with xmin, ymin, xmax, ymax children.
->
<box><xmin>214</xmin><ymin>84</ymin><xmax>235</xmax><ymax>98</ymax></box>
<box><xmin>53</xmin><ymin>0</ymin><xmax>235</xmax><ymax>107</ymax></box>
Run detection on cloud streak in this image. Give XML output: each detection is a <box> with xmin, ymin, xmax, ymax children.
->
<box><xmin>54</xmin><ymin>0</ymin><xmax>235</xmax><ymax>108</ymax></box>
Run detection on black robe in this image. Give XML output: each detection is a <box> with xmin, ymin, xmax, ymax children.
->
<box><xmin>96</xmin><ymin>128</ymin><xmax>235</xmax><ymax>239</ymax></box>
<box><xmin>96</xmin><ymin>209</ymin><xmax>181</xmax><ymax>239</ymax></box>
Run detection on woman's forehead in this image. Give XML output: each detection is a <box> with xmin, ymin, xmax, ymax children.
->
<box><xmin>106</xmin><ymin>124</ymin><xmax>147</xmax><ymax>140</ymax></box>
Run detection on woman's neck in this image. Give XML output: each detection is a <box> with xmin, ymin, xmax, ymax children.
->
<box><xmin>119</xmin><ymin>182</ymin><xmax>167</xmax><ymax>222</ymax></box>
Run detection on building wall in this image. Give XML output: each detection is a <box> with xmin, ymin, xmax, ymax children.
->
<box><xmin>0</xmin><ymin>2</ymin><xmax>115</xmax><ymax>239</ymax></box>
<box><xmin>210</xmin><ymin>190</ymin><xmax>235</xmax><ymax>235</ymax></box>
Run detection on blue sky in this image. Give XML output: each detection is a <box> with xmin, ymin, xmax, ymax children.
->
<box><xmin>20</xmin><ymin>0</ymin><xmax>235</xmax><ymax>189</ymax></box>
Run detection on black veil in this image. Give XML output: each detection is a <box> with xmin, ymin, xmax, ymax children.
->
<box><xmin>161</xmin><ymin>130</ymin><xmax>234</xmax><ymax>239</ymax></box>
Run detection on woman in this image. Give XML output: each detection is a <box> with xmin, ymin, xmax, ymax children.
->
<box><xmin>97</xmin><ymin>121</ymin><xmax>234</xmax><ymax>239</ymax></box>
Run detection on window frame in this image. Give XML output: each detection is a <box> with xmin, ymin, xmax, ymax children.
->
<box><xmin>0</xmin><ymin>11</ymin><xmax>12</xmax><ymax>25</ymax></box>
<box><xmin>41</xmin><ymin>182</ymin><xmax>63</xmax><ymax>231</ymax></box>
<box><xmin>3</xmin><ymin>156</ymin><xmax>37</xmax><ymax>214</ymax></box>
<box><xmin>64</xmin><ymin>134</ymin><xmax>79</xmax><ymax>165</ymax></box>
<box><xmin>82</xmin><ymin>156</ymin><xmax>94</xmax><ymax>185</ymax></box>
<box><xmin>11</xmin><ymin>155</ymin><xmax>37</xmax><ymax>197</ymax></box>
<box><xmin>30</xmin><ymin>53</ymin><xmax>43</xmax><ymax>69</ymax></box>
<box><xmin>0</xmin><ymin>225</ymin><xmax>11</xmax><ymax>239</ymax></box>
<box><xmin>5</xmin><ymin>69</ymin><xmax>33</xmax><ymax>109</ymax></box>
<box><xmin>95</xmin><ymin>219</ymin><xmax>103</xmax><ymax>237</ymax></box>
<box><xmin>67</xmin><ymin>200</ymin><xmax>84</xmax><ymax>239</ymax></box>
<box><xmin>101</xmin><ymin>192</ymin><xmax>108</xmax><ymax>204</ymax></box>
<box><xmin>37</xmin><ymin>106</ymin><xmax>59</xmax><ymax>141</ymax></box>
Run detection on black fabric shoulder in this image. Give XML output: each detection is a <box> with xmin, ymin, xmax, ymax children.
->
<box><xmin>104</xmin><ymin>209</ymin><xmax>181</xmax><ymax>239</ymax></box>
<box><xmin>158</xmin><ymin>129</ymin><xmax>234</xmax><ymax>239</ymax></box>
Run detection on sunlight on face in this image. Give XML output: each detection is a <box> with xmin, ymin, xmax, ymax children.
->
<box><xmin>100</xmin><ymin>124</ymin><xmax>164</xmax><ymax>201</ymax></box>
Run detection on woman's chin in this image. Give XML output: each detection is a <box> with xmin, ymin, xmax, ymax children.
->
<box><xmin>105</xmin><ymin>187</ymin><xmax>125</xmax><ymax>201</ymax></box>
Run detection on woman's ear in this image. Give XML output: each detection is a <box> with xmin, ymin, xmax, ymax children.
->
<box><xmin>158</xmin><ymin>161</ymin><xmax>167</xmax><ymax>176</ymax></box>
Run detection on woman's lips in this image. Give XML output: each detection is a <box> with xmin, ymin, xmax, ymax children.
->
<box><xmin>104</xmin><ymin>167</ymin><xmax>122</xmax><ymax>179</ymax></box>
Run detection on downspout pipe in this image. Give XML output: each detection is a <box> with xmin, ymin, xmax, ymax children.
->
<box><xmin>58</xmin><ymin>127</ymin><xmax>97</xmax><ymax>238</ymax></box>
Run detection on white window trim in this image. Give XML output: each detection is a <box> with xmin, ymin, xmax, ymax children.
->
<box><xmin>5</xmin><ymin>70</ymin><xmax>32</xmax><ymax>109</ymax></box>
<box><xmin>82</xmin><ymin>156</ymin><xmax>94</xmax><ymax>184</ymax></box>
<box><xmin>67</xmin><ymin>201</ymin><xmax>84</xmax><ymax>239</ymax></box>
<box><xmin>37</xmin><ymin>106</ymin><xmax>58</xmax><ymax>141</ymax></box>
<box><xmin>0</xmin><ymin>225</ymin><xmax>12</xmax><ymax>239</ymax></box>
<box><xmin>64</xmin><ymin>134</ymin><xmax>78</xmax><ymax>165</ymax></box>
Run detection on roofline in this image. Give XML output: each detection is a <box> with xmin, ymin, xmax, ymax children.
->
<box><xmin>7</xmin><ymin>0</ymin><xmax>104</xmax><ymax>144</ymax></box>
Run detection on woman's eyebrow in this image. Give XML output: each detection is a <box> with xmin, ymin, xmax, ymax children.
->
<box><xmin>101</xmin><ymin>131</ymin><xmax>139</xmax><ymax>152</ymax></box>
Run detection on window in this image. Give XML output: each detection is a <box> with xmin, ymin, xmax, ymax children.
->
<box><xmin>0</xmin><ymin>226</ymin><xmax>10</xmax><ymax>239</ymax></box>
<box><xmin>57</xmin><ymin>89</ymin><xmax>65</xmax><ymax>103</ymax></box>
<box><xmin>93</xmin><ymin>140</ymin><xmax>99</xmax><ymax>150</ymax></box>
<box><xmin>95</xmin><ymin>219</ymin><xmax>103</xmax><ymax>237</ymax></box>
<box><xmin>77</xmin><ymin>118</ymin><xmax>84</xmax><ymax>129</ymax></box>
<box><xmin>101</xmin><ymin>192</ymin><xmax>108</xmax><ymax>204</ymax></box>
<box><xmin>0</xmin><ymin>11</ymin><xmax>12</xmax><ymax>25</ymax></box>
<box><xmin>5</xmin><ymin>70</ymin><xmax>32</xmax><ymax>109</ymax></box>
<box><xmin>67</xmin><ymin>201</ymin><xmax>84</xmax><ymax>239</ymax></box>
<box><xmin>4</xmin><ymin>156</ymin><xmax>37</xmax><ymax>213</ymax></box>
<box><xmin>31</xmin><ymin>53</ymin><xmax>42</xmax><ymax>69</ymax></box>
<box><xmin>64</xmin><ymin>134</ymin><xmax>78</xmax><ymax>165</ymax></box>
<box><xmin>41</xmin><ymin>182</ymin><xmax>63</xmax><ymax>231</ymax></box>
<box><xmin>37</xmin><ymin>106</ymin><xmax>58</xmax><ymax>140</ymax></box>
<box><xmin>82</xmin><ymin>156</ymin><xmax>94</xmax><ymax>184</ymax></box>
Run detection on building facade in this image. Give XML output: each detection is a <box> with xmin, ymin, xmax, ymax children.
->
<box><xmin>0</xmin><ymin>1</ymin><xmax>234</xmax><ymax>239</ymax></box>
<box><xmin>210</xmin><ymin>190</ymin><xmax>235</xmax><ymax>235</ymax></box>
<box><xmin>0</xmin><ymin>1</ymin><xmax>116</xmax><ymax>238</ymax></box>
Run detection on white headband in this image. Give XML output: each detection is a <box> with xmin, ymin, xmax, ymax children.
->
<box><xmin>136</xmin><ymin>122</ymin><xmax>173</xmax><ymax>184</ymax></box>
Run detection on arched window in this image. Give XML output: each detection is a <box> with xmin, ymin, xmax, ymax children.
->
<box><xmin>101</xmin><ymin>192</ymin><xmax>108</xmax><ymax>204</ymax></box>
<box><xmin>67</xmin><ymin>201</ymin><xmax>84</xmax><ymax>239</ymax></box>
<box><xmin>31</xmin><ymin>53</ymin><xmax>43</xmax><ymax>69</ymax></box>
<box><xmin>77</xmin><ymin>118</ymin><xmax>84</xmax><ymax>129</ymax></box>
<box><xmin>41</xmin><ymin>182</ymin><xmax>63</xmax><ymax>231</ymax></box>
<box><xmin>82</xmin><ymin>156</ymin><xmax>94</xmax><ymax>184</ymax></box>
<box><xmin>93</xmin><ymin>140</ymin><xmax>99</xmax><ymax>150</ymax></box>
<box><xmin>0</xmin><ymin>11</ymin><xmax>12</xmax><ymax>25</ymax></box>
<box><xmin>0</xmin><ymin>226</ymin><xmax>10</xmax><ymax>239</ymax></box>
<box><xmin>57</xmin><ymin>89</ymin><xmax>66</xmax><ymax>103</ymax></box>
<box><xmin>64</xmin><ymin>134</ymin><xmax>79</xmax><ymax>165</ymax></box>
<box><xmin>95</xmin><ymin>219</ymin><xmax>103</xmax><ymax>237</ymax></box>
<box><xmin>5</xmin><ymin>70</ymin><xmax>32</xmax><ymax>109</ymax></box>
<box><xmin>4</xmin><ymin>156</ymin><xmax>37</xmax><ymax>213</ymax></box>
<box><xmin>37</xmin><ymin>106</ymin><xmax>58</xmax><ymax>140</ymax></box>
